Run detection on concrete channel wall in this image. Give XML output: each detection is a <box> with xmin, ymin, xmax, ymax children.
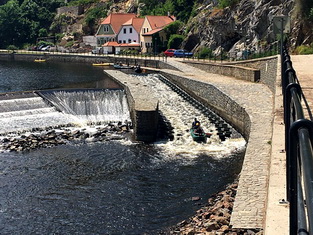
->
<box><xmin>160</xmin><ymin>71</ymin><xmax>251</xmax><ymax>140</ymax></box>
<box><xmin>104</xmin><ymin>70</ymin><xmax>159</xmax><ymax>143</ymax></box>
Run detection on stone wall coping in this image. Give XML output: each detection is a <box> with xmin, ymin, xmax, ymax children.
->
<box><xmin>184</xmin><ymin>60</ymin><xmax>260</xmax><ymax>72</ymax></box>
<box><xmin>104</xmin><ymin>70</ymin><xmax>158</xmax><ymax>111</ymax></box>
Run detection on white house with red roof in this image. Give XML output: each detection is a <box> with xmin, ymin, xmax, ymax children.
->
<box><xmin>95</xmin><ymin>13</ymin><xmax>175</xmax><ymax>54</ymax></box>
<box><xmin>140</xmin><ymin>15</ymin><xmax>175</xmax><ymax>53</ymax></box>
<box><xmin>118</xmin><ymin>17</ymin><xmax>144</xmax><ymax>44</ymax></box>
<box><xmin>95</xmin><ymin>13</ymin><xmax>136</xmax><ymax>47</ymax></box>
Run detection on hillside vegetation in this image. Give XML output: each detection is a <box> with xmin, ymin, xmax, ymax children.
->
<box><xmin>0</xmin><ymin>0</ymin><xmax>312</xmax><ymax>54</ymax></box>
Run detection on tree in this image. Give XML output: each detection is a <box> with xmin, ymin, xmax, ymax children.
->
<box><xmin>0</xmin><ymin>0</ymin><xmax>24</xmax><ymax>47</ymax></box>
<box><xmin>167</xmin><ymin>34</ymin><xmax>184</xmax><ymax>49</ymax></box>
<box><xmin>163</xmin><ymin>20</ymin><xmax>183</xmax><ymax>39</ymax></box>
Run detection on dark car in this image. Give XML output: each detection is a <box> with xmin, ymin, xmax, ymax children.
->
<box><xmin>173</xmin><ymin>49</ymin><xmax>193</xmax><ymax>58</ymax></box>
<box><xmin>164</xmin><ymin>49</ymin><xmax>176</xmax><ymax>57</ymax></box>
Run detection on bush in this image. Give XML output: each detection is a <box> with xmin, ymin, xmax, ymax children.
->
<box><xmin>168</xmin><ymin>34</ymin><xmax>185</xmax><ymax>49</ymax></box>
<box><xmin>7</xmin><ymin>45</ymin><xmax>19</xmax><ymax>51</ymax></box>
<box><xmin>198</xmin><ymin>47</ymin><xmax>213</xmax><ymax>59</ymax></box>
<box><xmin>37</xmin><ymin>41</ymin><xmax>54</xmax><ymax>47</ymax></box>
<box><xmin>295</xmin><ymin>45</ymin><xmax>313</xmax><ymax>55</ymax></box>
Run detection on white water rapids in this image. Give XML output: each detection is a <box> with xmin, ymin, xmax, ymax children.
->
<box><xmin>133</xmin><ymin>74</ymin><xmax>246</xmax><ymax>159</ymax></box>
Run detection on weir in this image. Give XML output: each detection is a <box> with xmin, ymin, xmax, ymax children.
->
<box><xmin>37</xmin><ymin>89</ymin><xmax>131</xmax><ymax>124</ymax></box>
<box><xmin>0</xmin><ymin>89</ymin><xmax>131</xmax><ymax>135</ymax></box>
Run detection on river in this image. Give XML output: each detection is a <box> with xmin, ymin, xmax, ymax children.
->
<box><xmin>0</xmin><ymin>60</ymin><xmax>245</xmax><ymax>234</ymax></box>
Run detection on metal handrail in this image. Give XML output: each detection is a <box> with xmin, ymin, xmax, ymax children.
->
<box><xmin>283</xmin><ymin>46</ymin><xmax>313</xmax><ymax>235</ymax></box>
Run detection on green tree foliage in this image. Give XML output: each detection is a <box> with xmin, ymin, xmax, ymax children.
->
<box><xmin>197</xmin><ymin>47</ymin><xmax>213</xmax><ymax>59</ymax></box>
<box><xmin>139</xmin><ymin>0</ymin><xmax>200</xmax><ymax>23</ymax></box>
<box><xmin>163</xmin><ymin>20</ymin><xmax>183</xmax><ymax>39</ymax></box>
<box><xmin>68</xmin><ymin>0</ymin><xmax>99</xmax><ymax>6</ymax></box>
<box><xmin>217</xmin><ymin>0</ymin><xmax>239</xmax><ymax>8</ymax></box>
<box><xmin>84</xmin><ymin>4</ymin><xmax>108</xmax><ymax>30</ymax></box>
<box><xmin>0</xmin><ymin>0</ymin><xmax>64</xmax><ymax>48</ymax></box>
<box><xmin>167</xmin><ymin>34</ymin><xmax>184</xmax><ymax>49</ymax></box>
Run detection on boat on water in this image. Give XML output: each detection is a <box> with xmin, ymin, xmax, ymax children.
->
<box><xmin>92</xmin><ymin>62</ymin><xmax>112</xmax><ymax>66</ymax></box>
<box><xmin>190</xmin><ymin>128</ymin><xmax>207</xmax><ymax>142</ymax></box>
<box><xmin>34</xmin><ymin>59</ymin><xmax>46</xmax><ymax>62</ymax></box>
<box><xmin>113</xmin><ymin>64</ymin><xmax>134</xmax><ymax>69</ymax></box>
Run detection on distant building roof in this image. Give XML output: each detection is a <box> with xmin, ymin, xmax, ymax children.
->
<box><xmin>145</xmin><ymin>15</ymin><xmax>175</xmax><ymax>30</ymax></box>
<box><xmin>100</xmin><ymin>13</ymin><xmax>137</xmax><ymax>34</ymax></box>
<box><xmin>102</xmin><ymin>42</ymin><xmax>140</xmax><ymax>47</ymax></box>
<box><xmin>123</xmin><ymin>18</ymin><xmax>145</xmax><ymax>33</ymax></box>
<box><xmin>142</xmin><ymin>27</ymin><xmax>163</xmax><ymax>36</ymax></box>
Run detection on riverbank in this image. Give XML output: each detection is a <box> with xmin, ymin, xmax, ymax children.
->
<box><xmin>164</xmin><ymin>179</ymin><xmax>263</xmax><ymax>235</ymax></box>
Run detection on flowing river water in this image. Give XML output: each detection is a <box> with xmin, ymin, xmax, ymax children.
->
<box><xmin>0</xmin><ymin>60</ymin><xmax>246</xmax><ymax>234</ymax></box>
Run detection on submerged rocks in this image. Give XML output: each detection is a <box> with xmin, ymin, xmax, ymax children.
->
<box><xmin>166</xmin><ymin>181</ymin><xmax>263</xmax><ymax>235</ymax></box>
<box><xmin>0</xmin><ymin>122</ymin><xmax>132</xmax><ymax>152</ymax></box>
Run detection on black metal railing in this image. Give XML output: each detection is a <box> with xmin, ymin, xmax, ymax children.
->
<box><xmin>282</xmin><ymin>46</ymin><xmax>313</xmax><ymax>235</ymax></box>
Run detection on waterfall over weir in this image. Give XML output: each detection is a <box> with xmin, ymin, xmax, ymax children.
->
<box><xmin>38</xmin><ymin>89</ymin><xmax>131</xmax><ymax>124</ymax></box>
<box><xmin>0</xmin><ymin>90</ymin><xmax>130</xmax><ymax>135</ymax></box>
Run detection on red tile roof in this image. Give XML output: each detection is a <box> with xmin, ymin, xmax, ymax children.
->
<box><xmin>146</xmin><ymin>15</ymin><xmax>175</xmax><ymax>30</ymax></box>
<box><xmin>100</xmin><ymin>13</ymin><xmax>137</xmax><ymax>34</ymax></box>
<box><xmin>102</xmin><ymin>42</ymin><xmax>120</xmax><ymax>47</ymax></box>
<box><xmin>142</xmin><ymin>27</ymin><xmax>163</xmax><ymax>36</ymax></box>
<box><xmin>123</xmin><ymin>18</ymin><xmax>145</xmax><ymax>33</ymax></box>
<box><xmin>102</xmin><ymin>42</ymin><xmax>140</xmax><ymax>47</ymax></box>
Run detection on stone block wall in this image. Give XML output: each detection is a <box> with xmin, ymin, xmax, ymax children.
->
<box><xmin>224</xmin><ymin>56</ymin><xmax>278</xmax><ymax>93</ymax></box>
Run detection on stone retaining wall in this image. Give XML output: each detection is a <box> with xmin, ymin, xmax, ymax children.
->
<box><xmin>160</xmin><ymin>71</ymin><xmax>251</xmax><ymax>140</ymax></box>
<box><xmin>184</xmin><ymin>56</ymin><xmax>278</xmax><ymax>93</ymax></box>
<box><xmin>224</xmin><ymin>56</ymin><xmax>278</xmax><ymax>93</ymax></box>
<box><xmin>183</xmin><ymin>61</ymin><xmax>260</xmax><ymax>83</ymax></box>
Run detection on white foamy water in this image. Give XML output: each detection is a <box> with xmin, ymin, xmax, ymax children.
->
<box><xmin>39</xmin><ymin>90</ymin><xmax>131</xmax><ymax>123</ymax></box>
<box><xmin>134</xmin><ymin>74</ymin><xmax>246</xmax><ymax>159</ymax></box>
<box><xmin>0</xmin><ymin>90</ymin><xmax>131</xmax><ymax>135</ymax></box>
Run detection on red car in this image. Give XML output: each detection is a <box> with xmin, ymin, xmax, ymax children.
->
<box><xmin>164</xmin><ymin>49</ymin><xmax>176</xmax><ymax>57</ymax></box>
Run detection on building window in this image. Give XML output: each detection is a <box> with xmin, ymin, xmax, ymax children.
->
<box><xmin>123</xmin><ymin>40</ymin><xmax>126</xmax><ymax>43</ymax></box>
<box><xmin>119</xmin><ymin>40</ymin><xmax>122</xmax><ymax>44</ymax></box>
<box><xmin>123</xmin><ymin>28</ymin><xmax>126</xmax><ymax>34</ymax></box>
<box><xmin>130</xmin><ymin>28</ymin><xmax>132</xmax><ymax>33</ymax></box>
<box><xmin>143</xmin><ymin>28</ymin><xmax>145</xmax><ymax>33</ymax></box>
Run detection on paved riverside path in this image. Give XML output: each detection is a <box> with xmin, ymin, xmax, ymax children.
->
<box><xmin>160</xmin><ymin>58</ymin><xmax>283</xmax><ymax>231</ymax></box>
<box><xmin>292</xmin><ymin>55</ymin><xmax>313</xmax><ymax>119</ymax></box>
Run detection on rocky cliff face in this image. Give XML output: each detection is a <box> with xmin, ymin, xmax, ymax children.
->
<box><xmin>181</xmin><ymin>0</ymin><xmax>305</xmax><ymax>55</ymax></box>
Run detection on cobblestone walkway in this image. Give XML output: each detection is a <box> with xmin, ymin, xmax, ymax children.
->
<box><xmin>164</xmin><ymin>59</ymin><xmax>275</xmax><ymax>229</ymax></box>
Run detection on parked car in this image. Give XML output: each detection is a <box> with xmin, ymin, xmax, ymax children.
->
<box><xmin>164</xmin><ymin>49</ymin><xmax>176</xmax><ymax>57</ymax></box>
<box><xmin>92</xmin><ymin>47</ymin><xmax>103</xmax><ymax>54</ymax></box>
<box><xmin>41</xmin><ymin>46</ymin><xmax>51</xmax><ymax>51</ymax></box>
<box><xmin>173</xmin><ymin>49</ymin><xmax>193</xmax><ymax>58</ymax></box>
